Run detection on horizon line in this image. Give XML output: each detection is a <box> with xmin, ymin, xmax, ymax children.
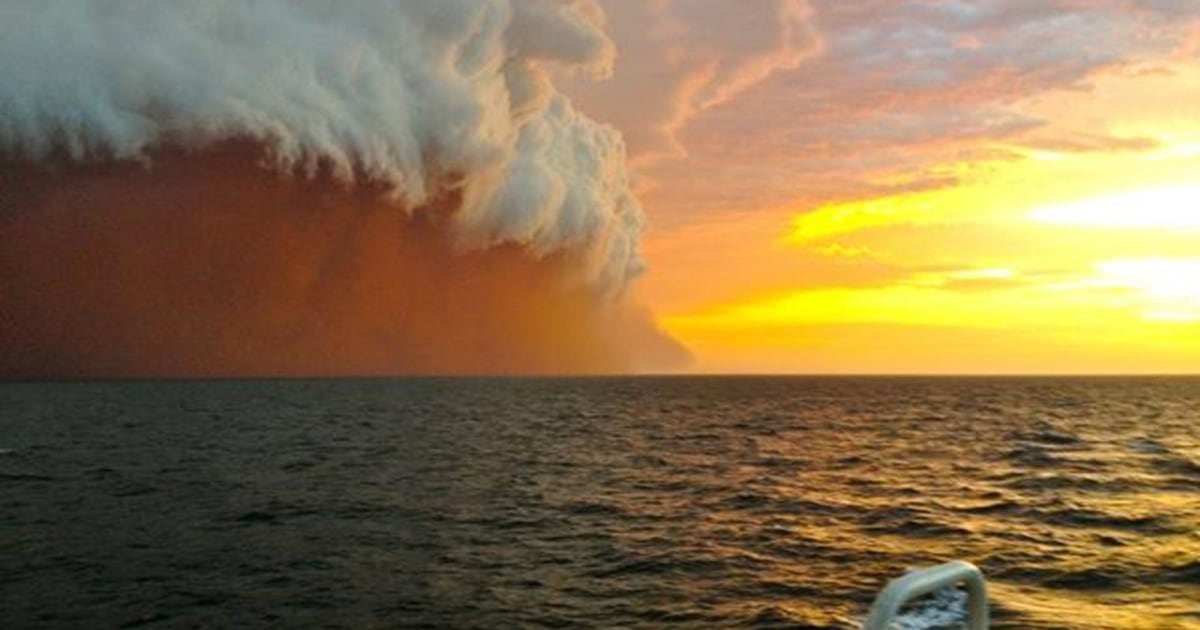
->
<box><xmin>3</xmin><ymin>372</ymin><xmax>1199</xmax><ymax>384</ymax></box>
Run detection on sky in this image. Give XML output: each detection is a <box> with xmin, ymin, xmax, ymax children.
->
<box><xmin>2</xmin><ymin>1</ymin><xmax>1198</xmax><ymax>377</ymax></box>
<box><xmin>563</xmin><ymin>0</ymin><xmax>1200</xmax><ymax>374</ymax></box>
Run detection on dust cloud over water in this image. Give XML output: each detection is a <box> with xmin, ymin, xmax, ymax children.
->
<box><xmin>0</xmin><ymin>146</ymin><xmax>688</xmax><ymax>378</ymax></box>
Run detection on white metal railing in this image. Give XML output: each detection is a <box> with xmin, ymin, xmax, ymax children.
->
<box><xmin>862</xmin><ymin>560</ymin><xmax>989</xmax><ymax>630</ymax></box>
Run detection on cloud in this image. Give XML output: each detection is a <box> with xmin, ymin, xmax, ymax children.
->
<box><xmin>558</xmin><ymin>0</ymin><xmax>819</xmax><ymax>162</ymax></box>
<box><xmin>0</xmin><ymin>0</ymin><xmax>641</xmax><ymax>290</ymax></box>
<box><xmin>1016</xmin><ymin>133</ymin><xmax>1162</xmax><ymax>154</ymax></box>
<box><xmin>0</xmin><ymin>1</ymin><xmax>697</xmax><ymax>377</ymax></box>
<box><xmin>633</xmin><ymin>0</ymin><xmax>1200</xmax><ymax>221</ymax></box>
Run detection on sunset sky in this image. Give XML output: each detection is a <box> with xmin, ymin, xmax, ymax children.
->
<box><xmin>564</xmin><ymin>0</ymin><xmax>1200</xmax><ymax>374</ymax></box>
<box><xmin>3</xmin><ymin>1</ymin><xmax>1199</xmax><ymax>378</ymax></box>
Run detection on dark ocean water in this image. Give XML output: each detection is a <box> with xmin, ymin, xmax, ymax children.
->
<box><xmin>2</xmin><ymin>377</ymin><xmax>1198</xmax><ymax>629</ymax></box>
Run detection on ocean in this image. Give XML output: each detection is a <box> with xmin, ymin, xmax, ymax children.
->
<box><xmin>2</xmin><ymin>377</ymin><xmax>1198</xmax><ymax>629</ymax></box>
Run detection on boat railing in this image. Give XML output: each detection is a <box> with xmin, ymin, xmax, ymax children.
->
<box><xmin>861</xmin><ymin>560</ymin><xmax>989</xmax><ymax>630</ymax></box>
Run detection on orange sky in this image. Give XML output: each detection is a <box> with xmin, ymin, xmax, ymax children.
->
<box><xmin>564</xmin><ymin>0</ymin><xmax>1200</xmax><ymax>374</ymax></box>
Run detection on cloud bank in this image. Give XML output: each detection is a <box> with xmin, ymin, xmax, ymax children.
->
<box><xmin>0</xmin><ymin>1</ymin><xmax>691</xmax><ymax>377</ymax></box>
<box><xmin>0</xmin><ymin>0</ymin><xmax>642</xmax><ymax>288</ymax></box>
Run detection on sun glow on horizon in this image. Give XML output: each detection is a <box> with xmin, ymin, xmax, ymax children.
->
<box><xmin>634</xmin><ymin>28</ymin><xmax>1200</xmax><ymax>374</ymax></box>
<box><xmin>661</xmin><ymin>167</ymin><xmax>1200</xmax><ymax>372</ymax></box>
<box><xmin>1096</xmin><ymin>258</ymin><xmax>1200</xmax><ymax>322</ymax></box>
<box><xmin>1031</xmin><ymin>183</ymin><xmax>1200</xmax><ymax>231</ymax></box>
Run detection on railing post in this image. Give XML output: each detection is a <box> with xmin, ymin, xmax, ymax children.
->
<box><xmin>861</xmin><ymin>560</ymin><xmax>989</xmax><ymax>630</ymax></box>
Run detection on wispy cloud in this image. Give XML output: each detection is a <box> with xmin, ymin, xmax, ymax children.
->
<box><xmin>615</xmin><ymin>0</ymin><xmax>1200</xmax><ymax>221</ymax></box>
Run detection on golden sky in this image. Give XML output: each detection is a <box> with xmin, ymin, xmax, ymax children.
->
<box><xmin>566</xmin><ymin>0</ymin><xmax>1200</xmax><ymax>374</ymax></box>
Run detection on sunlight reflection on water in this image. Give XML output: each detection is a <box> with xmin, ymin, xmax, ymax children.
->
<box><xmin>2</xmin><ymin>377</ymin><xmax>1198</xmax><ymax>629</ymax></box>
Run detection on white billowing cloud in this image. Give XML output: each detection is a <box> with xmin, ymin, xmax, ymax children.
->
<box><xmin>0</xmin><ymin>0</ymin><xmax>643</xmax><ymax>290</ymax></box>
<box><xmin>559</xmin><ymin>0</ymin><xmax>819</xmax><ymax>161</ymax></box>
